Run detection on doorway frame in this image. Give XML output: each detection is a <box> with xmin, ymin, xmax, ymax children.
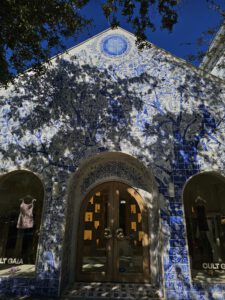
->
<box><xmin>63</xmin><ymin>152</ymin><xmax>161</xmax><ymax>287</ymax></box>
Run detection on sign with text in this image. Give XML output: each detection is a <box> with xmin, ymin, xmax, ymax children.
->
<box><xmin>0</xmin><ymin>258</ymin><xmax>23</xmax><ymax>265</ymax></box>
<box><xmin>202</xmin><ymin>263</ymin><xmax>225</xmax><ymax>270</ymax></box>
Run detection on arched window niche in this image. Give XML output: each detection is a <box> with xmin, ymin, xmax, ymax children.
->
<box><xmin>0</xmin><ymin>170</ymin><xmax>44</xmax><ymax>277</ymax></box>
<box><xmin>183</xmin><ymin>172</ymin><xmax>225</xmax><ymax>282</ymax></box>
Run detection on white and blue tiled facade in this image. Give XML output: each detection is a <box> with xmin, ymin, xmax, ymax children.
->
<box><xmin>0</xmin><ymin>28</ymin><xmax>225</xmax><ymax>299</ymax></box>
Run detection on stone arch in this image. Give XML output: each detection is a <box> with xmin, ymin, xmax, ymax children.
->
<box><xmin>183</xmin><ymin>171</ymin><xmax>225</xmax><ymax>282</ymax></box>
<box><xmin>62</xmin><ymin>152</ymin><xmax>161</xmax><ymax>286</ymax></box>
<box><xmin>0</xmin><ymin>169</ymin><xmax>45</xmax><ymax>276</ymax></box>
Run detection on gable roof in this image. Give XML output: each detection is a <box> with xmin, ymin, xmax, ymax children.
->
<box><xmin>26</xmin><ymin>26</ymin><xmax>225</xmax><ymax>85</ymax></box>
<box><xmin>2</xmin><ymin>26</ymin><xmax>225</xmax><ymax>89</ymax></box>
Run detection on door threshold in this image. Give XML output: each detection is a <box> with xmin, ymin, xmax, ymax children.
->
<box><xmin>62</xmin><ymin>282</ymin><xmax>163</xmax><ymax>299</ymax></box>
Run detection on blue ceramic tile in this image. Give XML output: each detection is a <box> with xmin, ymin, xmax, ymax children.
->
<box><xmin>101</xmin><ymin>34</ymin><xmax>130</xmax><ymax>57</ymax></box>
<box><xmin>170</xmin><ymin>239</ymin><xmax>186</xmax><ymax>247</ymax></box>
<box><xmin>170</xmin><ymin>216</ymin><xmax>184</xmax><ymax>225</ymax></box>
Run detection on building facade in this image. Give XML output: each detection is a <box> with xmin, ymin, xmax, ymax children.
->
<box><xmin>200</xmin><ymin>23</ymin><xmax>225</xmax><ymax>80</ymax></box>
<box><xmin>0</xmin><ymin>28</ymin><xmax>225</xmax><ymax>299</ymax></box>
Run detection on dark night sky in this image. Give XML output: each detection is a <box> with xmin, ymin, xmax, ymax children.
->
<box><xmin>62</xmin><ymin>0</ymin><xmax>225</xmax><ymax>66</ymax></box>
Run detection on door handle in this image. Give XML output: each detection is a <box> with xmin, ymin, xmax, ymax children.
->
<box><xmin>115</xmin><ymin>228</ymin><xmax>125</xmax><ymax>240</ymax></box>
<box><xmin>104</xmin><ymin>227</ymin><xmax>112</xmax><ymax>239</ymax></box>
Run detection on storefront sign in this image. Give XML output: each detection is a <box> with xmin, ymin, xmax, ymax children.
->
<box><xmin>202</xmin><ymin>263</ymin><xmax>225</xmax><ymax>270</ymax></box>
<box><xmin>0</xmin><ymin>258</ymin><xmax>23</xmax><ymax>264</ymax></box>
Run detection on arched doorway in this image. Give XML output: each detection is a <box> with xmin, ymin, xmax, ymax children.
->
<box><xmin>183</xmin><ymin>172</ymin><xmax>225</xmax><ymax>281</ymax></box>
<box><xmin>76</xmin><ymin>181</ymin><xmax>150</xmax><ymax>282</ymax></box>
<box><xmin>62</xmin><ymin>152</ymin><xmax>161</xmax><ymax>288</ymax></box>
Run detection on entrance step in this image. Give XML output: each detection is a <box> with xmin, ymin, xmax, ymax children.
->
<box><xmin>62</xmin><ymin>282</ymin><xmax>163</xmax><ymax>299</ymax></box>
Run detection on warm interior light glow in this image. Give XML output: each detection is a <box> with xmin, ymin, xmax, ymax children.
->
<box><xmin>84</xmin><ymin>230</ymin><xmax>92</xmax><ymax>240</ymax></box>
<box><xmin>131</xmin><ymin>204</ymin><xmax>136</xmax><ymax>214</ymax></box>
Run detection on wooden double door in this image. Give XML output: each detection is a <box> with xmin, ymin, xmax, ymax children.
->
<box><xmin>77</xmin><ymin>181</ymin><xmax>150</xmax><ymax>282</ymax></box>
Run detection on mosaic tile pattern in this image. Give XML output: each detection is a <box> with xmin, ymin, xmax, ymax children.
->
<box><xmin>80</xmin><ymin>160</ymin><xmax>148</xmax><ymax>194</ymax></box>
<box><xmin>100</xmin><ymin>34</ymin><xmax>130</xmax><ymax>57</ymax></box>
<box><xmin>0</xmin><ymin>28</ymin><xmax>225</xmax><ymax>299</ymax></box>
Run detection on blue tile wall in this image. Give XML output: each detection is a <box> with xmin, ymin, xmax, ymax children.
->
<box><xmin>0</xmin><ymin>29</ymin><xmax>225</xmax><ymax>298</ymax></box>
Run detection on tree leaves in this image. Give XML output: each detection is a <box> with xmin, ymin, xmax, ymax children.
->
<box><xmin>0</xmin><ymin>0</ymin><xmax>223</xmax><ymax>86</ymax></box>
<box><xmin>0</xmin><ymin>0</ymin><xmax>90</xmax><ymax>85</ymax></box>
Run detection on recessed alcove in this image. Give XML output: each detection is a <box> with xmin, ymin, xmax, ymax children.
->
<box><xmin>0</xmin><ymin>170</ymin><xmax>44</xmax><ymax>277</ymax></box>
<box><xmin>61</xmin><ymin>152</ymin><xmax>162</xmax><ymax>289</ymax></box>
<box><xmin>183</xmin><ymin>171</ymin><xmax>225</xmax><ymax>283</ymax></box>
